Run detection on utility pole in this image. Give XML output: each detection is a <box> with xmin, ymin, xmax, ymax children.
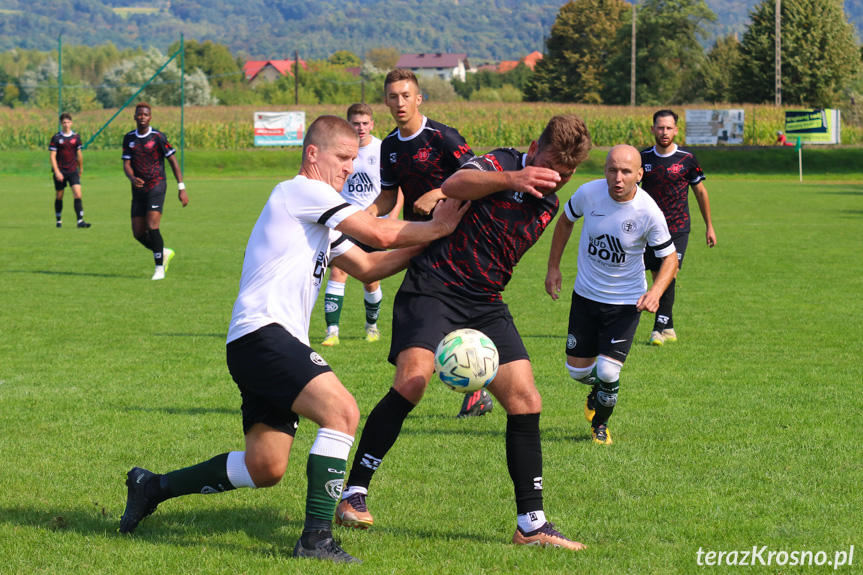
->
<box><xmin>775</xmin><ymin>0</ymin><xmax>781</xmax><ymax>106</ymax></box>
<box><xmin>58</xmin><ymin>34</ymin><xmax>62</xmax><ymax>129</ymax></box>
<box><xmin>631</xmin><ymin>1</ymin><xmax>636</xmax><ymax>107</ymax></box>
<box><xmin>294</xmin><ymin>51</ymin><xmax>299</xmax><ymax>106</ymax></box>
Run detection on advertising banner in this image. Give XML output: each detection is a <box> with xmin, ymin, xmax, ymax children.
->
<box><xmin>685</xmin><ymin>109</ymin><xmax>745</xmax><ymax>145</ymax></box>
<box><xmin>784</xmin><ymin>109</ymin><xmax>841</xmax><ymax>144</ymax></box>
<box><xmin>254</xmin><ymin>111</ymin><xmax>305</xmax><ymax>146</ymax></box>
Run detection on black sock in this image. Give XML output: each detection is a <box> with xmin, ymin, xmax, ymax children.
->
<box><xmin>346</xmin><ymin>388</ymin><xmax>415</xmax><ymax>490</ymax></box>
<box><xmin>55</xmin><ymin>199</ymin><xmax>62</xmax><ymax>220</ymax></box>
<box><xmin>135</xmin><ymin>231</ymin><xmax>153</xmax><ymax>250</ymax></box>
<box><xmin>654</xmin><ymin>278</ymin><xmax>675</xmax><ymax>331</ymax></box>
<box><xmin>506</xmin><ymin>413</ymin><xmax>544</xmax><ymax>515</ymax></box>
<box><xmin>163</xmin><ymin>453</ymin><xmax>236</xmax><ymax>498</ymax></box>
<box><xmin>74</xmin><ymin>198</ymin><xmax>83</xmax><ymax>221</ymax></box>
<box><xmin>592</xmin><ymin>380</ymin><xmax>619</xmax><ymax>428</ymax></box>
<box><xmin>301</xmin><ymin>517</ymin><xmax>333</xmax><ymax>546</ymax></box>
<box><xmin>149</xmin><ymin>228</ymin><xmax>164</xmax><ymax>265</ymax></box>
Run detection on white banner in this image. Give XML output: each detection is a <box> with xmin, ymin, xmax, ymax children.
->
<box><xmin>685</xmin><ymin>109</ymin><xmax>744</xmax><ymax>145</ymax></box>
<box><xmin>254</xmin><ymin>111</ymin><xmax>305</xmax><ymax>146</ymax></box>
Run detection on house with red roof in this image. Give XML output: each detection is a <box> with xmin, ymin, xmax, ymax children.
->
<box><xmin>243</xmin><ymin>59</ymin><xmax>308</xmax><ymax>87</ymax></box>
<box><xmin>395</xmin><ymin>53</ymin><xmax>471</xmax><ymax>82</ymax></box>
<box><xmin>499</xmin><ymin>51</ymin><xmax>543</xmax><ymax>74</ymax></box>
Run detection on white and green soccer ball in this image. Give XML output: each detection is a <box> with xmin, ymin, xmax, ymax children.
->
<box><xmin>434</xmin><ymin>328</ymin><xmax>499</xmax><ymax>393</ymax></box>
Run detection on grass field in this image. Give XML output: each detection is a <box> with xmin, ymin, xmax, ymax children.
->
<box><xmin>2</xmin><ymin>150</ymin><xmax>861</xmax><ymax>574</ymax></box>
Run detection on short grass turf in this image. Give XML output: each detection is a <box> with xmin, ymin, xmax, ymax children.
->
<box><xmin>1</xmin><ymin>151</ymin><xmax>861</xmax><ymax>574</ymax></box>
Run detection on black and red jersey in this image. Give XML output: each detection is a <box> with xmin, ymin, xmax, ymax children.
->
<box><xmin>49</xmin><ymin>131</ymin><xmax>82</xmax><ymax>173</ymax></box>
<box><xmin>639</xmin><ymin>145</ymin><xmax>706</xmax><ymax>234</ymax></box>
<box><xmin>121</xmin><ymin>128</ymin><xmax>175</xmax><ymax>190</ymax></box>
<box><xmin>413</xmin><ymin>148</ymin><xmax>559</xmax><ymax>302</ymax></box>
<box><xmin>380</xmin><ymin>116</ymin><xmax>474</xmax><ymax>222</ymax></box>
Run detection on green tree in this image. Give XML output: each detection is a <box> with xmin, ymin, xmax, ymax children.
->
<box><xmin>329</xmin><ymin>50</ymin><xmax>361</xmax><ymax>68</ymax></box>
<box><xmin>168</xmin><ymin>39</ymin><xmax>240</xmax><ymax>88</ymax></box>
<box><xmin>680</xmin><ymin>34</ymin><xmax>743</xmax><ymax>102</ymax></box>
<box><xmin>736</xmin><ymin>0</ymin><xmax>860</xmax><ymax>106</ymax></box>
<box><xmin>524</xmin><ymin>0</ymin><xmax>630</xmax><ymax>103</ymax></box>
<box><xmin>366</xmin><ymin>47</ymin><xmax>401</xmax><ymax>71</ymax></box>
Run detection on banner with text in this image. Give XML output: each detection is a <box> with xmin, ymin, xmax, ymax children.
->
<box><xmin>685</xmin><ymin>109</ymin><xmax>745</xmax><ymax>145</ymax></box>
<box><xmin>254</xmin><ymin>111</ymin><xmax>305</xmax><ymax>146</ymax></box>
<box><xmin>784</xmin><ymin>109</ymin><xmax>841</xmax><ymax>144</ymax></box>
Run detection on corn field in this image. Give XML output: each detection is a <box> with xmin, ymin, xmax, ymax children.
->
<box><xmin>2</xmin><ymin>103</ymin><xmax>861</xmax><ymax>151</ymax></box>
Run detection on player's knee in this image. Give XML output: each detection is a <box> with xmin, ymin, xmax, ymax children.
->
<box><xmin>596</xmin><ymin>356</ymin><xmax>622</xmax><ymax>383</ymax></box>
<box><xmin>392</xmin><ymin>375</ymin><xmax>429</xmax><ymax>404</ymax></box>
<box><xmin>566</xmin><ymin>361</ymin><xmax>596</xmax><ymax>384</ymax></box>
<box><xmin>245</xmin><ymin>455</ymin><xmax>287</xmax><ymax>488</ymax></box>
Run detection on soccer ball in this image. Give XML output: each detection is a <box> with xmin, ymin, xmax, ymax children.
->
<box><xmin>434</xmin><ymin>328</ymin><xmax>499</xmax><ymax>393</ymax></box>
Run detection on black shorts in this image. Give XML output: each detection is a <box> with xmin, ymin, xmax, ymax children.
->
<box><xmin>566</xmin><ymin>292</ymin><xmax>641</xmax><ymax>363</ymax></box>
<box><xmin>226</xmin><ymin>323</ymin><xmax>333</xmax><ymax>436</ymax></box>
<box><xmin>130</xmin><ymin>182</ymin><xmax>167</xmax><ymax>218</ymax></box>
<box><xmin>644</xmin><ymin>232</ymin><xmax>688</xmax><ymax>272</ymax></box>
<box><xmin>388</xmin><ymin>266</ymin><xmax>528</xmax><ymax>365</ymax></box>
<box><xmin>53</xmin><ymin>170</ymin><xmax>80</xmax><ymax>190</ymax></box>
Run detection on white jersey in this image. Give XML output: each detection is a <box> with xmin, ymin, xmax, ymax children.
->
<box><xmin>340</xmin><ymin>136</ymin><xmax>382</xmax><ymax>209</ymax></box>
<box><xmin>563</xmin><ymin>179</ymin><xmax>675</xmax><ymax>305</ymax></box>
<box><xmin>227</xmin><ymin>175</ymin><xmax>360</xmax><ymax>345</ymax></box>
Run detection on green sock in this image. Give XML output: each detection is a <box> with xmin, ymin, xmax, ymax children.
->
<box><xmin>305</xmin><ymin>453</ymin><xmax>346</xmax><ymax>521</ymax></box>
<box><xmin>164</xmin><ymin>453</ymin><xmax>235</xmax><ymax>497</ymax></box>
<box><xmin>324</xmin><ymin>294</ymin><xmax>343</xmax><ymax>330</ymax></box>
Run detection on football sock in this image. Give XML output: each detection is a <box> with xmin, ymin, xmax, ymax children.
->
<box><xmin>346</xmin><ymin>388</ymin><xmax>415</xmax><ymax>490</ymax></box>
<box><xmin>592</xmin><ymin>379</ymin><xmax>620</xmax><ymax>428</ymax></box>
<box><xmin>324</xmin><ymin>281</ymin><xmax>346</xmax><ymax>330</ymax></box>
<box><xmin>305</xmin><ymin>428</ymin><xmax>353</xmax><ymax>521</ymax></box>
<box><xmin>55</xmin><ymin>199</ymin><xmax>62</xmax><ymax>221</ymax></box>
<box><xmin>517</xmin><ymin>509</ymin><xmax>548</xmax><ymax>532</ymax></box>
<box><xmin>135</xmin><ymin>231</ymin><xmax>153</xmax><ymax>250</ymax></box>
<box><xmin>162</xmin><ymin>453</ymin><xmax>237</xmax><ymax>498</ymax></box>
<box><xmin>149</xmin><ymin>228</ymin><xmax>164</xmax><ymax>266</ymax></box>
<box><xmin>74</xmin><ymin>198</ymin><xmax>84</xmax><ymax>222</ymax></box>
<box><xmin>506</xmin><ymin>413</ymin><xmax>544</xmax><ymax>515</ymax></box>
<box><xmin>363</xmin><ymin>286</ymin><xmax>383</xmax><ymax>325</ymax></box>
<box><xmin>654</xmin><ymin>278</ymin><xmax>675</xmax><ymax>331</ymax></box>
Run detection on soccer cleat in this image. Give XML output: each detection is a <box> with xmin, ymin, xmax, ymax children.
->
<box><xmin>119</xmin><ymin>467</ymin><xmax>160</xmax><ymax>534</ymax></box>
<box><xmin>56</xmin><ymin>220</ymin><xmax>62</xmax><ymax>228</ymax></box>
<box><xmin>457</xmin><ymin>388</ymin><xmax>494</xmax><ymax>418</ymax></box>
<box><xmin>163</xmin><ymin>248</ymin><xmax>175</xmax><ymax>272</ymax></box>
<box><xmin>660</xmin><ymin>328</ymin><xmax>677</xmax><ymax>343</ymax></box>
<box><xmin>335</xmin><ymin>492</ymin><xmax>374</xmax><ymax>529</ymax></box>
<box><xmin>321</xmin><ymin>330</ymin><xmax>340</xmax><ymax>347</ymax></box>
<box><xmin>77</xmin><ymin>220</ymin><xmax>91</xmax><ymax>228</ymax></box>
<box><xmin>293</xmin><ymin>534</ymin><xmax>362</xmax><ymax>563</ymax></box>
<box><xmin>592</xmin><ymin>424</ymin><xmax>612</xmax><ymax>445</ymax></box>
<box><xmin>584</xmin><ymin>387</ymin><xmax>597</xmax><ymax>423</ymax></box>
<box><xmin>512</xmin><ymin>522</ymin><xmax>586</xmax><ymax>551</ymax></box>
<box><xmin>365</xmin><ymin>325</ymin><xmax>381</xmax><ymax>343</ymax></box>
<box><xmin>648</xmin><ymin>330</ymin><xmax>665</xmax><ymax>346</ymax></box>
<box><xmin>151</xmin><ymin>267</ymin><xmax>165</xmax><ymax>281</ymax></box>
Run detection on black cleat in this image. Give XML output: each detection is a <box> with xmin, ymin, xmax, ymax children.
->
<box><xmin>293</xmin><ymin>535</ymin><xmax>362</xmax><ymax>563</ymax></box>
<box><xmin>56</xmin><ymin>221</ymin><xmax>62</xmax><ymax>228</ymax></box>
<box><xmin>77</xmin><ymin>220</ymin><xmax>91</xmax><ymax>228</ymax></box>
<box><xmin>457</xmin><ymin>388</ymin><xmax>494</xmax><ymax>418</ymax></box>
<box><xmin>119</xmin><ymin>467</ymin><xmax>160</xmax><ymax>534</ymax></box>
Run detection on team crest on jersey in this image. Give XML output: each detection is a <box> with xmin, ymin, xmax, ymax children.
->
<box><xmin>389</xmin><ymin>153</ymin><xmax>397</xmax><ymax>163</ymax></box>
<box><xmin>129</xmin><ymin>142</ymin><xmax>136</xmax><ymax>148</ymax></box>
<box><xmin>310</xmin><ymin>352</ymin><xmax>328</xmax><ymax>367</ymax></box>
<box><xmin>540</xmin><ymin>211</ymin><xmax>552</xmax><ymax>226</ymax></box>
<box><xmin>367</xmin><ymin>155</ymin><xmax>377</xmax><ymax>165</ymax></box>
<box><xmin>414</xmin><ymin>147</ymin><xmax>431</xmax><ymax>162</ymax></box>
<box><xmin>621</xmin><ymin>219</ymin><xmax>638</xmax><ymax>234</ymax></box>
<box><xmin>644</xmin><ymin>163</ymin><xmax>652</xmax><ymax>171</ymax></box>
<box><xmin>669</xmin><ymin>163</ymin><xmax>683</xmax><ymax>174</ymax></box>
<box><xmin>58</xmin><ymin>138</ymin><xmax>64</xmax><ymax>144</ymax></box>
<box><xmin>145</xmin><ymin>140</ymin><xmax>156</xmax><ymax>150</ymax></box>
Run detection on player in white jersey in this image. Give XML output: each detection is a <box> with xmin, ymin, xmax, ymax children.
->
<box><xmin>545</xmin><ymin>145</ymin><xmax>677</xmax><ymax>445</ymax></box>
<box><xmin>119</xmin><ymin>116</ymin><xmax>467</xmax><ymax>564</ymax></box>
<box><xmin>321</xmin><ymin>103</ymin><xmax>404</xmax><ymax>347</ymax></box>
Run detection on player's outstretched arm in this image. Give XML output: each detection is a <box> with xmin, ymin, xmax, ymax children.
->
<box><xmin>368</xmin><ymin>188</ymin><xmax>399</xmax><ymax>217</ymax></box>
<box><xmin>691</xmin><ymin>182</ymin><xmax>716</xmax><ymax>247</ymax></box>
<box><xmin>545</xmin><ymin>215</ymin><xmax>575</xmax><ymax>301</ymax></box>
<box><xmin>413</xmin><ymin>188</ymin><xmax>446</xmax><ymax>216</ymax></box>
<box><xmin>167</xmin><ymin>155</ymin><xmax>188</xmax><ymax>207</ymax></box>
<box><xmin>331</xmin><ymin>244</ymin><xmax>425</xmax><ymax>284</ymax></box>
<box><xmin>337</xmin><ymin>197</ymin><xmax>469</xmax><ymax>249</ymax></box>
<box><xmin>443</xmin><ymin>165</ymin><xmax>561</xmax><ymax>201</ymax></box>
<box><xmin>637</xmin><ymin>251</ymin><xmax>678</xmax><ymax>312</ymax></box>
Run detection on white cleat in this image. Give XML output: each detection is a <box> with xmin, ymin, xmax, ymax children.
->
<box><xmin>151</xmin><ymin>266</ymin><xmax>165</xmax><ymax>281</ymax></box>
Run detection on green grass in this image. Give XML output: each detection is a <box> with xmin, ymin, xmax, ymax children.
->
<box><xmin>2</xmin><ymin>151</ymin><xmax>862</xmax><ymax>573</ymax></box>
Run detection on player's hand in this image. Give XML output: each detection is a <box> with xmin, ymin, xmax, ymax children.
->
<box><xmin>545</xmin><ymin>267</ymin><xmax>563</xmax><ymax>300</ymax></box>
<box><xmin>510</xmin><ymin>166</ymin><xmax>561</xmax><ymax>198</ymax></box>
<box><xmin>431</xmin><ymin>197</ymin><xmax>470</xmax><ymax>234</ymax></box>
<box><xmin>413</xmin><ymin>189</ymin><xmax>445</xmax><ymax>216</ymax></box>
<box><xmin>706</xmin><ymin>226</ymin><xmax>717</xmax><ymax>247</ymax></box>
<box><xmin>636</xmin><ymin>291</ymin><xmax>661</xmax><ymax>313</ymax></box>
<box><xmin>54</xmin><ymin>171</ymin><xmax>64</xmax><ymax>182</ymax></box>
<box><xmin>131</xmin><ymin>177</ymin><xmax>145</xmax><ymax>188</ymax></box>
<box><xmin>179</xmin><ymin>189</ymin><xmax>189</xmax><ymax>207</ymax></box>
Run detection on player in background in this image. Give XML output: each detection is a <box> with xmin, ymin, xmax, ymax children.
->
<box><xmin>122</xmin><ymin>102</ymin><xmax>188</xmax><ymax>281</ymax></box>
<box><xmin>545</xmin><ymin>145</ymin><xmax>678</xmax><ymax>445</ymax></box>
<box><xmin>49</xmin><ymin>112</ymin><xmax>90</xmax><ymax>228</ymax></box>
<box><xmin>321</xmin><ymin>103</ymin><xmax>404</xmax><ymax>346</ymax></box>
<box><xmin>119</xmin><ymin>115</ymin><xmax>468</xmax><ymax>564</ymax></box>
<box><xmin>640</xmin><ymin>110</ymin><xmax>717</xmax><ymax>345</ymax></box>
<box><xmin>336</xmin><ymin>115</ymin><xmax>591</xmax><ymax>551</ymax></box>
<box><xmin>369</xmin><ymin>68</ymin><xmax>493</xmax><ymax>418</ymax></box>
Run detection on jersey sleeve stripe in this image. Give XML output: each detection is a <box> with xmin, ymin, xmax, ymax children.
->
<box><xmin>651</xmin><ymin>238</ymin><xmax>674</xmax><ymax>251</ymax></box>
<box><xmin>317</xmin><ymin>203</ymin><xmax>354</xmax><ymax>226</ymax></box>
<box><xmin>564</xmin><ymin>197</ymin><xmax>581</xmax><ymax>221</ymax></box>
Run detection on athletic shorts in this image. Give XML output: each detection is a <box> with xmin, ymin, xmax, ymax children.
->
<box><xmin>226</xmin><ymin>323</ymin><xmax>333</xmax><ymax>436</ymax></box>
<box><xmin>388</xmin><ymin>266</ymin><xmax>528</xmax><ymax>365</ymax></box>
<box><xmin>53</xmin><ymin>170</ymin><xmax>80</xmax><ymax>190</ymax></box>
<box><xmin>130</xmin><ymin>182</ymin><xmax>167</xmax><ymax>218</ymax></box>
<box><xmin>566</xmin><ymin>292</ymin><xmax>641</xmax><ymax>364</ymax></box>
<box><xmin>644</xmin><ymin>232</ymin><xmax>688</xmax><ymax>272</ymax></box>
